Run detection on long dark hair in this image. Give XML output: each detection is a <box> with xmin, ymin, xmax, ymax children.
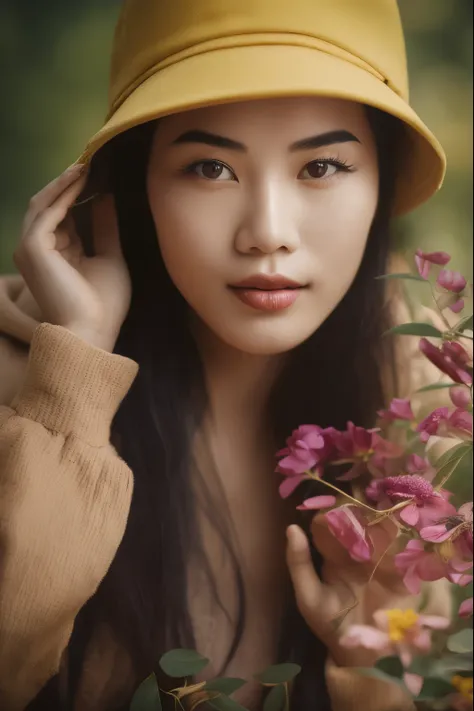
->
<box><xmin>30</xmin><ymin>105</ymin><xmax>404</xmax><ymax>711</ymax></box>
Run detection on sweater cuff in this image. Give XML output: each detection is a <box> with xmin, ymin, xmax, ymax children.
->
<box><xmin>12</xmin><ymin>323</ymin><xmax>138</xmax><ymax>445</ymax></box>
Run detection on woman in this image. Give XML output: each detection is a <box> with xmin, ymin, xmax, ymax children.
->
<box><xmin>0</xmin><ymin>0</ymin><xmax>452</xmax><ymax>709</ymax></box>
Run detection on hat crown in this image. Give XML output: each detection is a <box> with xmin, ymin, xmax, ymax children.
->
<box><xmin>110</xmin><ymin>0</ymin><xmax>408</xmax><ymax>114</ymax></box>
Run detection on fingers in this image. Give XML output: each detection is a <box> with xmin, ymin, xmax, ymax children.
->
<box><xmin>24</xmin><ymin>173</ymin><xmax>89</xmax><ymax>251</ymax></box>
<box><xmin>0</xmin><ymin>276</ymin><xmax>40</xmax><ymax>343</ymax></box>
<box><xmin>286</xmin><ymin>525</ymin><xmax>324</xmax><ymax>621</ymax></box>
<box><xmin>22</xmin><ymin>164</ymin><xmax>85</xmax><ymax>235</ymax></box>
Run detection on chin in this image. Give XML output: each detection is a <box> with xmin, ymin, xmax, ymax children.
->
<box><xmin>213</xmin><ymin>319</ymin><xmax>319</xmax><ymax>356</ymax></box>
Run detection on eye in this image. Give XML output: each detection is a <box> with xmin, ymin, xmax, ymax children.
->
<box><xmin>182</xmin><ymin>160</ymin><xmax>236</xmax><ymax>181</ymax></box>
<box><xmin>300</xmin><ymin>159</ymin><xmax>353</xmax><ymax>180</ymax></box>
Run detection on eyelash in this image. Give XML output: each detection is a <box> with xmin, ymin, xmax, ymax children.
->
<box><xmin>179</xmin><ymin>156</ymin><xmax>355</xmax><ymax>181</ymax></box>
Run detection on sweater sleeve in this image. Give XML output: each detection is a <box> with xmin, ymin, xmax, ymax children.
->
<box><xmin>0</xmin><ymin>323</ymin><xmax>138</xmax><ymax>711</ymax></box>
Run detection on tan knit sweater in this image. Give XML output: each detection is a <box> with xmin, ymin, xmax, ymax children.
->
<box><xmin>0</xmin><ymin>280</ymin><xmax>449</xmax><ymax>711</ymax></box>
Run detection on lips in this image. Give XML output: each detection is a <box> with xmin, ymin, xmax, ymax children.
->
<box><xmin>229</xmin><ymin>274</ymin><xmax>305</xmax><ymax>312</ymax></box>
<box><xmin>231</xmin><ymin>274</ymin><xmax>303</xmax><ymax>290</ymax></box>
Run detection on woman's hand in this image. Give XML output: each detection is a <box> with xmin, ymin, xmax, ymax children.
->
<box><xmin>286</xmin><ymin>514</ymin><xmax>411</xmax><ymax>667</ymax></box>
<box><xmin>13</xmin><ymin>164</ymin><xmax>131</xmax><ymax>352</ymax></box>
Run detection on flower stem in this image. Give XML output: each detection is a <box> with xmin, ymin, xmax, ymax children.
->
<box><xmin>306</xmin><ymin>471</ymin><xmax>413</xmax><ymax>517</ymax></box>
<box><xmin>428</xmin><ymin>282</ymin><xmax>453</xmax><ymax>332</ymax></box>
<box><xmin>435</xmin><ymin>448</ymin><xmax>472</xmax><ymax>490</ymax></box>
<box><xmin>305</xmin><ymin>472</ymin><xmax>377</xmax><ymax>513</ymax></box>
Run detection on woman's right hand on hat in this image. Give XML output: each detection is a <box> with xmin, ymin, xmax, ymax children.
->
<box><xmin>13</xmin><ymin>164</ymin><xmax>132</xmax><ymax>352</ymax></box>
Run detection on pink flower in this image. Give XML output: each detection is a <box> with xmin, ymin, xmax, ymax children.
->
<box><xmin>296</xmin><ymin>495</ymin><xmax>336</xmax><ymax>511</ymax></box>
<box><xmin>420</xmin><ymin>502</ymin><xmax>473</xmax><ymax>560</ymax></box>
<box><xmin>415</xmin><ymin>250</ymin><xmax>451</xmax><ymax>279</ymax></box>
<box><xmin>448</xmin><ymin>408</ymin><xmax>473</xmax><ymax>440</ymax></box>
<box><xmin>406</xmin><ymin>454</ymin><xmax>436</xmax><ymax>482</ymax></box>
<box><xmin>395</xmin><ymin>539</ymin><xmax>473</xmax><ymax>594</ymax></box>
<box><xmin>340</xmin><ymin>607</ymin><xmax>450</xmax><ymax>693</ymax></box>
<box><xmin>377</xmin><ymin>398</ymin><xmax>414</xmax><ymax>423</ymax></box>
<box><xmin>449</xmin><ymin>298</ymin><xmax>465</xmax><ymax>314</ymax></box>
<box><xmin>417</xmin><ymin>407</ymin><xmax>450</xmax><ymax>442</ymax></box>
<box><xmin>277</xmin><ymin>425</ymin><xmax>337</xmax><ymax>478</ymax></box>
<box><xmin>277</xmin><ymin>426</ymin><xmax>337</xmax><ymax>497</ymax></box>
<box><xmin>450</xmin><ymin>386</ymin><xmax>472</xmax><ymax>410</ymax></box>
<box><xmin>332</xmin><ymin>422</ymin><xmax>402</xmax><ymax>480</ymax></box>
<box><xmin>459</xmin><ymin>597</ymin><xmax>473</xmax><ymax>618</ymax></box>
<box><xmin>325</xmin><ymin>505</ymin><xmax>372</xmax><ymax>562</ymax></box>
<box><xmin>437</xmin><ymin>269</ymin><xmax>467</xmax><ymax>293</ymax></box>
<box><xmin>419</xmin><ymin>339</ymin><xmax>472</xmax><ymax>386</ymax></box>
<box><xmin>368</xmin><ymin>474</ymin><xmax>457</xmax><ymax>528</ymax></box>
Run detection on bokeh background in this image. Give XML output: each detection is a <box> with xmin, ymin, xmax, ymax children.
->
<box><xmin>0</xmin><ymin>0</ymin><xmax>472</xmax><ymax>272</ymax></box>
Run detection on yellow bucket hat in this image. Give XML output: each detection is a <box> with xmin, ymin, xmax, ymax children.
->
<box><xmin>77</xmin><ymin>0</ymin><xmax>446</xmax><ymax>216</ymax></box>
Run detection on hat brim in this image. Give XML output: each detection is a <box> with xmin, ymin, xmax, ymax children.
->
<box><xmin>77</xmin><ymin>43</ymin><xmax>446</xmax><ymax>216</ymax></box>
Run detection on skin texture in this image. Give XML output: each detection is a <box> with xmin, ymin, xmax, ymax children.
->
<box><xmin>147</xmin><ymin>96</ymin><xmax>379</xmax><ymax>356</ymax></box>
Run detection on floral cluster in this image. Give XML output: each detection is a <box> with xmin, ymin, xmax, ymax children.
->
<box><xmin>277</xmin><ymin>249</ymin><xmax>473</xmax><ymax>709</ymax></box>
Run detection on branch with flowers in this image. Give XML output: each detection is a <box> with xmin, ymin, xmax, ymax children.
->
<box><xmin>129</xmin><ymin>249</ymin><xmax>472</xmax><ymax>711</ymax></box>
<box><xmin>276</xmin><ymin>249</ymin><xmax>473</xmax><ymax>710</ymax></box>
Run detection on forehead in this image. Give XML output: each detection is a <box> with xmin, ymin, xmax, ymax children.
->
<box><xmin>154</xmin><ymin>96</ymin><xmax>370</xmax><ymax>142</ymax></box>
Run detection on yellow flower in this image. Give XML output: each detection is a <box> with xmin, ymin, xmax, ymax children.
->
<box><xmin>452</xmin><ymin>675</ymin><xmax>473</xmax><ymax>702</ymax></box>
<box><xmin>386</xmin><ymin>608</ymin><xmax>419</xmax><ymax>642</ymax></box>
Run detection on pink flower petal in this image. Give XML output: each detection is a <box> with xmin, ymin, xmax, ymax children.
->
<box><xmin>420</xmin><ymin>524</ymin><xmax>453</xmax><ymax>543</ymax></box>
<box><xmin>450</xmin><ymin>299</ymin><xmax>465</xmax><ymax>313</ymax></box>
<box><xmin>418</xmin><ymin>615</ymin><xmax>451</xmax><ymax>630</ymax></box>
<box><xmin>340</xmin><ymin>625</ymin><xmax>390</xmax><ymax>650</ymax></box>
<box><xmin>296</xmin><ymin>495</ymin><xmax>336</xmax><ymax>510</ymax></box>
<box><xmin>413</xmin><ymin>629</ymin><xmax>432</xmax><ymax>652</ymax></box>
<box><xmin>458</xmin><ymin>597</ymin><xmax>473</xmax><ymax>618</ymax></box>
<box><xmin>326</xmin><ymin>507</ymin><xmax>372</xmax><ymax>562</ymax></box>
<box><xmin>404</xmin><ymin>673</ymin><xmax>424</xmax><ymax>696</ymax></box>
<box><xmin>279</xmin><ymin>475</ymin><xmax>305</xmax><ymax>498</ymax></box>
<box><xmin>399</xmin><ymin>503</ymin><xmax>420</xmax><ymax>527</ymax></box>
<box><xmin>437</xmin><ymin>269</ymin><xmax>467</xmax><ymax>294</ymax></box>
<box><xmin>403</xmin><ymin>566</ymin><xmax>422</xmax><ymax>595</ymax></box>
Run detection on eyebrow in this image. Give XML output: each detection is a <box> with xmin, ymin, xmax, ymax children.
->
<box><xmin>171</xmin><ymin>128</ymin><xmax>361</xmax><ymax>152</ymax></box>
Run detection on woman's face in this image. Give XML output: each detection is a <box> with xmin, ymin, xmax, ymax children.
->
<box><xmin>147</xmin><ymin>96</ymin><xmax>379</xmax><ymax>355</ymax></box>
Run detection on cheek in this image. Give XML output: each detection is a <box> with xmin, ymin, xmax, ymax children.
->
<box><xmin>148</xmin><ymin>186</ymin><xmax>227</xmax><ymax>295</ymax></box>
<box><xmin>304</xmin><ymin>178</ymin><xmax>378</xmax><ymax>298</ymax></box>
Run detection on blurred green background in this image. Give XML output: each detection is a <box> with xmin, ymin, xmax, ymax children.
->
<box><xmin>0</xmin><ymin>0</ymin><xmax>472</xmax><ymax>273</ymax></box>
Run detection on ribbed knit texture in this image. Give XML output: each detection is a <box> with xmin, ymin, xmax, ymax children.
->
<box><xmin>0</xmin><ymin>325</ymin><xmax>137</xmax><ymax>711</ymax></box>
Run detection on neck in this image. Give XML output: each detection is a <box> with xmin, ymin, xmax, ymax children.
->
<box><xmin>193</xmin><ymin>321</ymin><xmax>284</xmax><ymax>435</ymax></box>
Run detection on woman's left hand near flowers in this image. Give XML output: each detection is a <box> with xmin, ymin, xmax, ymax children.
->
<box><xmin>286</xmin><ymin>514</ymin><xmax>448</xmax><ymax>668</ymax></box>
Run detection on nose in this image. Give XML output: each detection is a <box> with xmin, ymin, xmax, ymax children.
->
<box><xmin>233</xmin><ymin>181</ymin><xmax>301</xmax><ymax>255</ymax></box>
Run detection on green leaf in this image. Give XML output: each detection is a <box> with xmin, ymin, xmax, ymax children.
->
<box><xmin>255</xmin><ymin>663</ymin><xmax>301</xmax><ymax>685</ymax></box>
<box><xmin>456</xmin><ymin>314</ymin><xmax>473</xmax><ymax>332</ymax></box>
<box><xmin>130</xmin><ymin>674</ymin><xmax>162</xmax><ymax>711</ymax></box>
<box><xmin>416</xmin><ymin>677</ymin><xmax>454</xmax><ymax>701</ymax></box>
<box><xmin>431</xmin><ymin>654</ymin><xmax>474</xmax><ymax>679</ymax></box>
<box><xmin>416</xmin><ymin>382</ymin><xmax>455</xmax><ymax>393</ymax></box>
<box><xmin>208</xmin><ymin>697</ymin><xmax>250</xmax><ymax>711</ymax></box>
<box><xmin>204</xmin><ymin>678</ymin><xmax>247</xmax><ymax>695</ymax></box>
<box><xmin>407</xmin><ymin>656</ymin><xmax>438</xmax><ymax>678</ymax></box>
<box><xmin>434</xmin><ymin>442</ymin><xmax>472</xmax><ymax>471</ymax></box>
<box><xmin>158</xmin><ymin>649</ymin><xmax>209</xmax><ymax>678</ymax></box>
<box><xmin>447</xmin><ymin>629</ymin><xmax>474</xmax><ymax>654</ymax></box>
<box><xmin>386</xmin><ymin>322</ymin><xmax>443</xmax><ymax>338</ymax></box>
<box><xmin>376</xmin><ymin>273</ymin><xmax>428</xmax><ymax>283</ymax></box>
<box><xmin>375</xmin><ymin>656</ymin><xmax>405</xmax><ymax>679</ymax></box>
<box><xmin>263</xmin><ymin>684</ymin><xmax>286</xmax><ymax>711</ymax></box>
